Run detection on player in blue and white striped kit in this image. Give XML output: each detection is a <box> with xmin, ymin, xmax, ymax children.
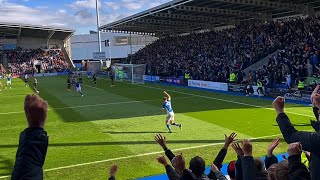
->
<box><xmin>6</xmin><ymin>74</ymin><xmax>12</xmax><ymax>89</ymax></box>
<box><xmin>75</xmin><ymin>81</ymin><xmax>83</xmax><ymax>97</ymax></box>
<box><xmin>162</xmin><ymin>91</ymin><xmax>182</xmax><ymax>133</ymax></box>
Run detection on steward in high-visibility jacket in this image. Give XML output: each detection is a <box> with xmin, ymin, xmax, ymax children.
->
<box><xmin>229</xmin><ymin>72</ymin><xmax>236</xmax><ymax>83</ymax></box>
<box><xmin>184</xmin><ymin>72</ymin><xmax>190</xmax><ymax>80</ymax></box>
<box><xmin>257</xmin><ymin>80</ymin><xmax>264</xmax><ymax>96</ymax></box>
<box><xmin>298</xmin><ymin>80</ymin><xmax>305</xmax><ymax>90</ymax></box>
<box><xmin>184</xmin><ymin>72</ymin><xmax>190</xmax><ymax>85</ymax></box>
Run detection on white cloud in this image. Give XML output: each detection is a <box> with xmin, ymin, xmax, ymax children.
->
<box><xmin>123</xmin><ymin>2</ymin><xmax>141</xmax><ymax>10</ymax></box>
<box><xmin>105</xmin><ymin>2</ymin><xmax>120</xmax><ymax>10</ymax></box>
<box><xmin>70</xmin><ymin>0</ymin><xmax>100</xmax><ymax>9</ymax></box>
<box><xmin>0</xmin><ymin>0</ymin><xmax>173</xmax><ymax>34</ymax></box>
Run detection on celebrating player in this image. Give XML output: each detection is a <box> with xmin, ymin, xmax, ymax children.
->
<box><xmin>24</xmin><ymin>73</ymin><xmax>29</xmax><ymax>87</ymax></box>
<box><xmin>75</xmin><ymin>81</ymin><xmax>83</xmax><ymax>97</ymax></box>
<box><xmin>34</xmin><ymin>78</ymin><xmax>39</xmax><ymax>94</ymax></box>
<box><xmin>162</xmin><ymin>91</ymin><xmax>182</xmax><ymax>133</ymax></box>
<box><xmin>6</xmin><ymin>74</ymin><xmax>12</xmax><ymax>89</ymax></box>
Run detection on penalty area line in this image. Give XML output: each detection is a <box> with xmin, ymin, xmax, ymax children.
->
<box><xmin>0</xmin><ymin>133</ymin><xmax>284</xmax><ymax>178</ymax></box>
<box><xmin>0</xmin><ymin>96</ymin><xmax>191</xmax><ymax>115</ymax></box>
<box><xmin>131</xmin><ymin>83</ymin><xmax>314</xmax><ymax>118</ymax></box>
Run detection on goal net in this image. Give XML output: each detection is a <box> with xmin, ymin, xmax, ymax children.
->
<box><xmin>113</xmin><ymin>64</ymin><xmax>146</xmax><ymax>84</ymax></box>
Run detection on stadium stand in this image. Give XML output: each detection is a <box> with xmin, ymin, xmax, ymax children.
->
<box><xmin>5</xmin><ymin>0</ymin><xmax>320</xmax><ymax>180</ymax></box>
<box><xmin>126</xmin><ymin>16</ymin><xmax>320</xmax><ymax>88</ymax></box>
<box><xmin>0</xmin><ymin>23</ymin><xmax>74</xmax><ymax>76</ymax></box>
<box><xmin>6</xmin><ymin>47</ymin><xmax>69</xmax><ymax>76</ymax></box>
<box><xmin>101</xmin><ymin>0</ymin><xmax>320</xmax><ymax>89</ymax></box>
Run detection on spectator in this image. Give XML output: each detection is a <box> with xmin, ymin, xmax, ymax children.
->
<box><xmin>11</xmin><ymin>94</ymin><xmax>49</xmax><ymax>180</ymax></box>
<box><xmin>273</xmin><ymin>94</ymin><xmax>319</xmax><ymax>179</ymax></box>
<box><xmin>4</xmin><ymin>47</ymin><xmax>69</xmax><ymax>76</ymax></box>
<box><xmin>128</xmin><ymin>16</ymin><xmax>320</xmax><ymax>91</ymax></box>
<box><xmin>155</xmin><ymin>133</ymin><xmax>236</xmax><ymax>179</ymax></box>
<box><xmin>108</xmin><ymin>164</ymin><xmax>118</xmax><ymax>180</ymax></box>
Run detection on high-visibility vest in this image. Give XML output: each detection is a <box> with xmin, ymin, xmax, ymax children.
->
<box><xmin>298</xmin><ymin>81</ymin><xmax>305</xmax><ymax>89</ymax></box>
<box><xmin>185</xmin><ymin>73</ymin><xmax>190</xmax><ymax>79</ymax></box>
<box><xmin>301</xmin><ymin>153</ymin><xmax>309</xmax><ymax>168</ymax></box>
<box><xmin>230</xmin><ymin>73</ymin><xmax>236</xmax><ymax>82</ymax></box>
<box><xmin>257</xmin><ymin>82</ymin><xmax>263</xmax><ymax>88</ymax></box>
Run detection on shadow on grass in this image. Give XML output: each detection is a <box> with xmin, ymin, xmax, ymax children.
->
<box><xmin>28</xmin><ymin>77</ymin><xmax>310</xmax><ymax>123</ymax></box>
<box><xmin>104</xmin><ymin>131</ymin><xmax>169</xmax><ymax>134</ymax></box>
<box><xmin>273</xmin><ymin>123</ymin><xmax>311</xmax><ymax>127</ymax></box>
<box><xmin>0</xmin><ymin>138</ymin><xmax>283</xmax><ymax>149</ymax></box>
<box><xmin>0</xmin><ymin>155</ymin><xmax>13</xmax><ymax>176</ymax></box>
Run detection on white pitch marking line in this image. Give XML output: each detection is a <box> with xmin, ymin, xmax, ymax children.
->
<box><xmin>0</xmin><ymin>96</ymin><xmax>191</xmax><ymax>115</ymax></box>
<box><xmin>130</xmin><ymin>83</ymin><xmax>314</xmax><ymax>118</ymax></box>
<box><xmin>0</xmin><ymin>133</ymin><xmax>286</xmax><ymax>178</ymax></box>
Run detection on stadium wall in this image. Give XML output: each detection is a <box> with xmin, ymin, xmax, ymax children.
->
<box><xmin>17</xmin><ymin>37</ymin><xmax>65</xmax><ymax>49</ymax></box>
<box><xmin>71</xmin><ymin>32</ymin><xmax>157</xmax><ymax>60</ymax></box>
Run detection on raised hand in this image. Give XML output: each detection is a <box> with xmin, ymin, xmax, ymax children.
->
<box><xmin>272</xmin><ymin>96</ymin><xmax>285</xmax><ymax>115</ymax></box>
<box><xmin>287</xmin><ymin>142</ymin><xmax>302</xmax><ymax>157</ymax></box>
<box><xmin>211</xmin><ymin>163</ymin><xmax>219</xmax><ymax>173</ymax></box>
<box><xmin>224</xmin><ymin>132</ymin><xmax>237</xmax><ymax>148</ymax></box>
<box><xmin>154</xmin><ymin>134</ymin><xmax>168</xmax><ymax>150</ymax></box>
<box><xmin>231</xmin><ymin>142</ymin><xmax>244</xmax><ymax>158</ymax></box>
<box><xmin>156</xmin><ymin>156</ymin><xmax>169</xmax><ymax>166</ymax></box>
<box><xmin>24</xmin><ymin>94</ymin><xmax>48</xmax><ymax>128</ymax></box>
<box><xmin>267</xmin><ymin>138</ymin><xmax>281</xmax><ymax>157</ymax></box>
<box><xmin>242</xmin><ymin>139</ymin><xmax>252</xmax><ymax>157</ymax></box>
<box><xmin>311</xmin><ymin>93</ymin><xmax>320</xmax><ymax>109</ymax></box>
<box><xmin>109</xmin><ymin>164</ymin><xmax>118</xmax><ymax>177</ymax></box>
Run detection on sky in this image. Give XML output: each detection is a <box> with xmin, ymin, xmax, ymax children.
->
<box><xmin>0</xmin><ymin>0</ymin><xmax>171</xmax><ymax>34</ymax></box>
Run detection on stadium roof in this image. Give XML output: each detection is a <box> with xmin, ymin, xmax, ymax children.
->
<box><xmin>100</xmin><ymin>0</ymin><xmax>320</xmax><ymax>36</ymax></box>
<box><xmin>0</xmin><ymin>23</ymin><xmax>75</xmax><ymax>40</ymax></box>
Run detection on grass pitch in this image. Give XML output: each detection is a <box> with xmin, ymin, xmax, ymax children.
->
<box><xmin>0</xmin><ymin>76</ymin><xmax>314</xmax><ymax>179</ymax></box>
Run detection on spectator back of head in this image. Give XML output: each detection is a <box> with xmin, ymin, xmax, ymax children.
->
<box><xmin>267</xmin><ymin>160</ymin><xmax>289</xmax><ymax>180</ymax></box>
<box><xmin>189</xmin><ymin>156</ymin><xmax>205</xmax><ymax>177</ymax></box>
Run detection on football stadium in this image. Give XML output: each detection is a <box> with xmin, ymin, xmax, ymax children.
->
<box><xmin>1</xmin><ymin>0</ymin><xmax>320</xmax><ymax>180</ymax></box>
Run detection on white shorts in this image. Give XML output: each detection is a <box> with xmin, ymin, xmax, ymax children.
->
<box><xmin>76</xmin><ymin>87</ymin><xmax>81</xmax><ymax>92</ymax></box>
<box><xmin>166</xmin><ymin>112</ymin><xmax>174</xmax><ymax>122</ymax></box>
<box><xmin>7</xmin><ymin>81</ymin><xmax>11</xmax><ymax>85</ymax></box>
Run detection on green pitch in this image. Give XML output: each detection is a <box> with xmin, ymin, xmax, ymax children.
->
<box><xmin>0</xmin><ymin>76</ymin><xmax>314</xmax><ymax>179</ymax></box>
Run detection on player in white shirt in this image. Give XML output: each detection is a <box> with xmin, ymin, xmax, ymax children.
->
<box><xmin>34</xmin><ymin>78</ymin><xmax>39</xmax><ymax>94</ymax></box>
<box><xmin>76</xmin><ymin>81</ymin><xmax>83</xmax><ymax>97</ymax></box>
<box><xmin>6</xmin><ymin>74</ymin><xmax>12</xmax><ymax>89</ymax></box>
<box><xmin>24</xmin><ymin>73</ymin><xmax>29</xmax><ymax>87</ymax></box>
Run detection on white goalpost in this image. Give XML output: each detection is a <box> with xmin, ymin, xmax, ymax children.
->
<box><xmin>113</xmin><ymin>63</ymin><xmax>146</xmax><ymax>84</ymax></box>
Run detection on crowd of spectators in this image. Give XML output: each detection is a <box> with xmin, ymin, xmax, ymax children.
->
<box><xmin>11</xmin><ymin>85</ymin><xmax>320</xmax><ymax>179</ymax></box>
<box><xmin>152</xmin><ymin>86</ymin><xmax>320</xmax><ymax>180</ymax></box>
<box><xmin>253</xmin><ymin>17</ymin><xmax>320</xmax><ymax>88</ymax></box>
<box><xmin>2</xmin><ymin>47</ymin><xmax>69</xmax><ymax>76</ymax></box>
<box><xmin>130</xmin><ymin>17</ymin><xmax>320</xmax><ymax>88</ymax></box>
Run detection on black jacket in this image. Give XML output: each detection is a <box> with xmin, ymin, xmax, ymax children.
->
<box><xmin>276</xmin><ymin>113</ymin><xmax>318</xmax><ymax>180</ymax></box>
<box><xmin>11</xmin><ymin>128</ymin><xmax>48</xmax><ymax>180</ymax></box>
<box><xmin>241</xmin><ymin>156</ymin><xmax>268</xmax><ymax>180</ymax></box>
<box><xmin>164</xmin><ymin>147</ymin><xmax>227</xmax><ymax>180</ymax></box>
<box><xmin>288</xmin><ymin>155</ymin><xmax>310</xmax><ymax>180</ymax></box>
<box><xmin>264</xmin><ymin>155</ymin><xmax>278</xmax><ymax>169</ymax></box>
